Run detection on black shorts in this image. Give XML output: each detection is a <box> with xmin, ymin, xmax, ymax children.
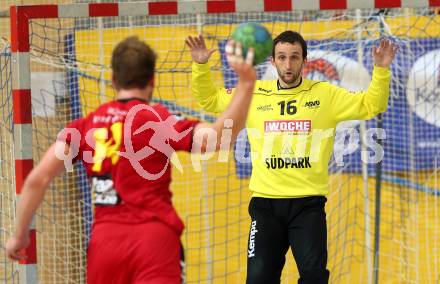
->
<box><xmin>246</xmin><ymin>196</ymin><xmax>330</xmax><ymax>284</ymax></box>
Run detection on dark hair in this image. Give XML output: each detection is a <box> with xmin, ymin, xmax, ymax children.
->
<box><xmin>111</xmin><ymin>36</ymin><xmax>157</xmax><ymax>90</ymax></box>
<box><xmin>272</xmin><ymin>31</ymin><xmax>307</xmax><ymax>59</ymax></box>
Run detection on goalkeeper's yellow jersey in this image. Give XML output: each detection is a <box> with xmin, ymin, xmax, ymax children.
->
<box><xmin>192</xmin><ymin>63</ymin><xmax>391</xmax><ymax>198</ymax></box>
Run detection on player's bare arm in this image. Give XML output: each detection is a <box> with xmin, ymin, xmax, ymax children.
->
<box><xmin>193</xmin><ymin>40</ymin><xmax>256</xmax><ymax>153</ymax></box>
<box><xmin>186</xmin><ymin>34</ymin><xmax>216</xmax><ymax>64</ymax></box>
<box><xmin>5</xmin><ymin>142</ymin><xmax>67</xmax><ymax>261</ymax></box>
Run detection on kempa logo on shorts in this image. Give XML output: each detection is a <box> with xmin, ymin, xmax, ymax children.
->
<box><xmin>264</xmin><ymin>120</ymin><xmax>311</xmax><ymax>133</ymax></box>
<box><xmin>248</xmin><ymin>220</ymin><xmax>258</xmax><ymax>258</ymax></box>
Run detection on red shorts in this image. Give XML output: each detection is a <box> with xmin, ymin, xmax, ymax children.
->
<box><xmin>87</xmin><ymin>220</ymin><xmax>182</xmax><ymax>284</ymax></box>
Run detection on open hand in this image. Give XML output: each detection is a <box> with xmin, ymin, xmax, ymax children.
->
<box><xmin>185</xmin><ymin>34</ymin><xmax>216</xmax><ymax>64</ymax></box>
<box><xmin>372</xmin><ymin>38</ymin><xmax>398</xmax><ymax>68</ymax></box>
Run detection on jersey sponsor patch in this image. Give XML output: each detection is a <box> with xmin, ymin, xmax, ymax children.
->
<box><xmin>265</xmin><ymin>155</ymin><xmax>312</xmax><ymax>169</ymax></box>
<box><xmin>256</xmin><ymin>104</ymin><xmax>273</xmax><ymax>112</ymax></box>
<box><xmin>91</xmin><ymin>175</ymin><xmax>120</xmax><ymax>206</ymax></box>
<box><xmin>264</xmin><ymin>120</ymin><xmax>311</xmax><ymax>133</ymax></box>
<box><xmin>257</xmin><ymin>87</ymin><xmax>271</xmax><ymax>94</ymax></box>
<box><xmin>304</xmin><ymin>100</ymin><xmax>320</xmax><ymax>108</ymax></box>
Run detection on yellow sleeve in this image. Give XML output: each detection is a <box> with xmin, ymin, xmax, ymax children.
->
<box><xmin>192</xmin><ymin>62</ymin><xmax>232</xmax><ymax>113</ymax></box>
<box><xmin>330</xmin><ymin>66</ymin><xmax>391</xmax><ymax>122</ymax></box>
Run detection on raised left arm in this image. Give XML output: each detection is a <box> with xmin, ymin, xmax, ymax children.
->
<box><xmin>331</xmin><ymin>39</ymin><xmax>398</xmax><ymax>122</ymax></box>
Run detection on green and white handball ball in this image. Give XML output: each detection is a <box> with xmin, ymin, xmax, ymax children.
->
<box><xmin>231</xmin><ymin>22</ymin><xmax>273</xmax><ymax>65</ymax></box>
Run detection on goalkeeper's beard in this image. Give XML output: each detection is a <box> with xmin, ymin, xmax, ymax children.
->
<box><xmin>278</xmin><ymin>71</ymin><xmax>301</xmax><ymax>85</ymax></box>
<box><xmin>276</xmin><ymin>64</ymin><xmax>303</xmax><ymax>86</ymax></box>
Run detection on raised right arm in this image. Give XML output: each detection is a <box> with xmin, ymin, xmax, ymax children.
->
<box><xmin>187</xmin><ymin>35</ymin><xmax>232</xmax><ymax>113</ymax></box>
<box><xmin>192</xmin><ymin>40</ymin><xmax>256</xmax><ymax>153</ymax></box>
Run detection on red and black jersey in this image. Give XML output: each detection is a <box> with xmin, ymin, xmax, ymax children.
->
<box><xmin>60</xmin><ymin>98</ymin><xmax>199</xmax><ymax>234</ymax></box>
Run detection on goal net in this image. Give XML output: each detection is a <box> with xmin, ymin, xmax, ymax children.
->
<box><xmin>1</xmin><ymin>2</ymin><xmax>439</xmax><ymax>283</ymax></box>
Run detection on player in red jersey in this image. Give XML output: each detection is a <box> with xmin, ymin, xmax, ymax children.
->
<box><xmin>6</xmin><ymin>36</ymin><xmax>256</xmax><ymax>283</ymax></box>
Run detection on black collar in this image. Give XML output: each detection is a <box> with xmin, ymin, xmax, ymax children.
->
<box><xmin>277</xmin><ymin>77</ymin><xmax>302</xmax><ymax>90</ymax></box>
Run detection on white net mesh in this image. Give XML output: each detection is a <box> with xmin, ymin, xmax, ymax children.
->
<box><xmin>1</xmin><ymin>6</ymin><xmax>440</xmax><ymax>284</ymax></box>
<box><xmin>0</xmin><ymin>37</ymin><xmax>20</xmax><ymax>283</ymax></box>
